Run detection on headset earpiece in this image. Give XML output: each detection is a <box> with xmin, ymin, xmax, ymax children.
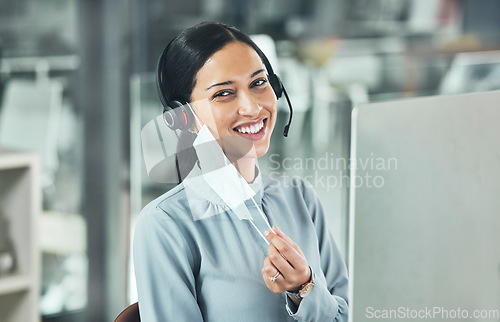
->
<box><xmin>162</xmin><ymin>100</ymin><xmax>192</xmax><ymax>131</ymax></box>
<box><xmin>268</xmin><ymin>73</ymin><xmax>283</xmax><ymax>99</ymax></box>
<box><xmin>267</xmin><ymin>71</ymin><xmax>292</xmax><ymax>137</ymax></box>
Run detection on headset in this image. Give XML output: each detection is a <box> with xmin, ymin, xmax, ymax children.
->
<box><xmin>156</xmin><ymin>38</ymin><xmax>294</xmax><ymax>137</ymax></box>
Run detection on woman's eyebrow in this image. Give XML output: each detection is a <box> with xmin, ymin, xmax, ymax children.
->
<box><xmin>250</xmin><ymin>69</ymin><xmax>265</xmax><ymax>78</ymax></box>
<box><xmin>206</xmin><ymin>81</ymin><xmax>233</xmax><ymax>90</ymax></box>
<box><xmin>205</xmin><ymin>69</ymin><xmax>266</xmax><ymax>91</ymax></box>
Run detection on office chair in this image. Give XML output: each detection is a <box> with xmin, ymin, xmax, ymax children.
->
<box><xmin>114</xmin><ymin>302</ymin><xmax>140</xmax><ymax>322</ymax></box>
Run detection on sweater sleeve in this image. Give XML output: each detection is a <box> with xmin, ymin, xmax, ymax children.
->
<box><xmin>133</xmin><ymin>205</ymin><xmax>203</xmax><ymax>322</ymax></box>
<box><xmin>285</xmin><ymin>179</ymin><xmax>349</xmax><ymax>322</ymax></box>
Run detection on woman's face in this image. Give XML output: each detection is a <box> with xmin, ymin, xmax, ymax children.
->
<box><xmin>190</xmin><ymin>41</ymin><xmax>277</xmax><ymax>160</ymax></box>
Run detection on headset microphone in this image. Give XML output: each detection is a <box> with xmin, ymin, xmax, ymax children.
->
<box><xmin>281</xmin><ymin>87</ymin><xmax>293</xmax><ymax>137</ymax></box>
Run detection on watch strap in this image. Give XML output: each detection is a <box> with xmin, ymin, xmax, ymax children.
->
<box><xmin>286</xmin><ymin>290</ymin><xmax>302</xmax><ymax>299</ymax></box>
<box><xmin>285</xmin><ymin>269</ymin><xmax>314</xmax><ymax>299</ymax></box>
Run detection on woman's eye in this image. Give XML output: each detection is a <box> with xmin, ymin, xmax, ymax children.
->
<box><xmin>212</xmin><ymin>90</ymin><xmax>233</xmax><ymax>100</ymax></box>
<box><xmin>251</xmin><ymin>78</ymin><xmax>267</xmax><ymax>88</ymax></box>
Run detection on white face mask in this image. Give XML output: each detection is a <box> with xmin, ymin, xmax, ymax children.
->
<box><xmin>141</xmin><ymin>107</ymin><xmax>274</xmax><ymax>244</ymax></box>
<box><xmin>191</xmin><ymin>125</ymin><xmax>255</xmax><ymax>220</ymax></box>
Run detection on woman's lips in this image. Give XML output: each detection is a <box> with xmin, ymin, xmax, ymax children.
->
<box><xmin>233</xmin><ymin>118</ymin><xmax>267</xmax><ymax>141</ymax></box>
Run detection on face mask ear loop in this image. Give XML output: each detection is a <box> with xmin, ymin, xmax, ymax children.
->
<box><xmin>185</xmin><ymin>102</ymin><xmax>204</xmax><ymax>130</ymax></box>
<box><xmin>251</xmin><ymin>197</ymin><xmax>273</xmax><ymax>231</ymax></box>
<box><xmin>247</xmin><ymin>217</ymin><xmax>270</xmax><ymax>245</ymax></box>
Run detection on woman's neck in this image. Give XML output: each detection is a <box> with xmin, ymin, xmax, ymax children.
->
<box><xmin>232</xmin><ymin>157</ymin><xmax>256</xmax><ymax>183</ymax></box>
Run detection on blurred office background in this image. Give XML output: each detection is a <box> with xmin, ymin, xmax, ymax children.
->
<box><xmin>0</xmin><ymin>0</ymin><xmax>499</xmax><ymax>321</ymax></box>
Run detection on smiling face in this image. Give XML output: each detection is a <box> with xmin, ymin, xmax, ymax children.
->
<box><xmin>190</xmin><ymin>41</ymin><xmax>277</xmax><ymax>161</ymax></box>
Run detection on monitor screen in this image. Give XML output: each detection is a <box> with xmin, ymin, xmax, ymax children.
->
<box><xmin>348</xmin><ymin>90</ymin><xmax>500</xmax><ymax>321</ymax></box>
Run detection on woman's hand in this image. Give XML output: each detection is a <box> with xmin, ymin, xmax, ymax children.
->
<box><xmin>261</xmin><ymin>226</ymin><xmax>311</xmax><ymax>305</ymax></box>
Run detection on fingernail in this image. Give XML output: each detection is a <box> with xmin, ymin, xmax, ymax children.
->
<box><xmin>273</xmin><ymin>226</ymin><xmax>280</xmax><ymax>233</ymax></box>
<box><xmin>264</xmin><ymin>230</ymin><xmax>271</xmax><ymax>237</ymax></box>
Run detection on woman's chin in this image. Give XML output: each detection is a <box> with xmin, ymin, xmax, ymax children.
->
<box><xmin>222</xmin><ymin>134</ymin><xmax>270</xmax><ymax>159</ymax></box>
<box><xmin>254</xmin><ymin>143</ymin><xmax>270</xmax><ymax>159</ymax></box>
<box><xmin>224</xmin><ymin>142</ymin><xmax>270</xmax><ymax>161</ymax></box>
<box><xmin>225</xmin><ymin>148</ymin><xmax>257</xmax><ymax>161</ymax></box>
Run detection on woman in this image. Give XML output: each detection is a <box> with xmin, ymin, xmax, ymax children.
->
<box><xmin>134</xmin><ymin>22</ymin><xmax>348</xmax><ymax>321</ymax></box>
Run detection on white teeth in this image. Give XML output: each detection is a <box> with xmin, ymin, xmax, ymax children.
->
<box><xmin>236</xmin><ymin>121</ymin><xmax>264</xmax><ymax>134</ymax></box>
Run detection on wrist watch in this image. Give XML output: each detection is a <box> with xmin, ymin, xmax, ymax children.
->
<box><xmin>286</xmin><ymin>274</ymin><xmax>315</xmax><ymax>299</ymax></box>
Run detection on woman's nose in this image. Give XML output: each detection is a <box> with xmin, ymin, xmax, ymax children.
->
<box><xmin>237</xmin><ymin>91</ymin><xmax>262</xmax><ymax>116</ymax></box>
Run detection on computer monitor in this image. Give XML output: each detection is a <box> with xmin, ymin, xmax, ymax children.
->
<box><xmin>348</xmin><ymin>91</ymin><xmax>500</xmax><ymax>321</ymax></box>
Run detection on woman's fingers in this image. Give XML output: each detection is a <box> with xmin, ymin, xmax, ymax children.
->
<box><xmin>267</xmin><ymin>243</ymin><xmax>294</xmax><ymax>276</ymax></box>
<box><xmin>272</xmin><ymin>226</ymin><xmax>305</xmax><ymax>257</ymax></box>
<box><xmin>262</xmin><ymin>256</ymin><xmax>276</xmax><ymax>277</ymax></box>
<box><xmin>263</xmin><ymin>226</ymin><xmax>310</xmax><ymax>292</ymax></box>
<box><xmin>265</xmin><ymin>229</ymin><xmax>305</xmax><ymax>270</ymax></box>
<box><xmin>262</xmin><ymin>256</ymin><xmax>284</xmax><ymax>293</ymax></box>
